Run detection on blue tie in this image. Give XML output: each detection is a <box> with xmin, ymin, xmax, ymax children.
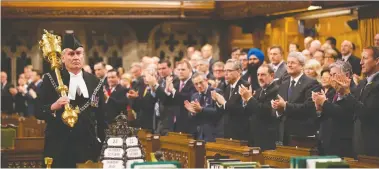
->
<box><xmin>288</xmin><ymin>80</ymin><xmax>296</xmax><ymax>99</ymax></box>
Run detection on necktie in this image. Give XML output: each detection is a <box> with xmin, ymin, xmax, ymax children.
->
<box><xmin>288</xmin><ymin>80</ymin><xmax>296</xmax><ymax>99</ymax></box>
<box><xmin>229</xmin><ymin>87</ymin><xmax>234</xmax><ymax>99</ymax></box>
<box><xmin>200</xmin><ymin>93</ymin><xmax>206</xmax><ymax>107</ymax></box>
<box><xmin>359</xmin><ymin>79</ymin><xmax>368</xmax><ymax>99</ymax></box>
<box><xmin>179</xmin><ymin>81</ymin><xmax>185</xmax><ymax>92</ymax></box>
<box><xmin>259</xmin><ymin>89</ymin><xmax>265</xmax><ymax>100</ymax></box>
<box><xmin>107</xmin><ymin>88</ymin><xmax>112</xmax><ymax>96</ymax></box>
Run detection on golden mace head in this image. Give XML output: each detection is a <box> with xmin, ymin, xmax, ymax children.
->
<box><xmin>39</xmin><ymin>29</ymin><xmax>62</xmax><ymax>70</ymax></box>
<box><xmin>61</xmin><ymin>105</ymin><xmax>80</xmax><ymax>128</ymax></box>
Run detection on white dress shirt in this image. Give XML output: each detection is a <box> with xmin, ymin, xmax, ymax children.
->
<box><xmin>271</xmin><ymin>60</ymin><xmax>284</xmax><ymax>72</ymax></box>
<box><xmin>275</xmin><ymin>73</ymin><xmax>303</xmax><ymax>117</ymax></box>
<box><xmin>342</xmin><ymin>54</ymin><xmax>351</xmax><ymax>62</ymax></box>
<box><xmin>68</xmin><ymin>71</ymin><xmax>89</xmax><ymax>100</ymax></box>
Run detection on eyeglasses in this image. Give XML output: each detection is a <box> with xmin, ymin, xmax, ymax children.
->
<box><xmin>213</xmin><ymin>69</ymin><xmax>224</xmax><ymax>73</ymax></box>
<box><xmin>224</xmin><ymin>69</ymin><xmax>238</xmax><ymax>73</ymax></box>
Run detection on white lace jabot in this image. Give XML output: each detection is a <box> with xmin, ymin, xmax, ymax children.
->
<box><xmin>68</xmin><ymin>71</ymin><xmax>89</xmax><ymax>100</ymax></box>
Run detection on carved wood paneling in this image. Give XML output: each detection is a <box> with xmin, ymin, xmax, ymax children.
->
<box><xmin>216</xmin><ymin>1</ymin><xmax>310</xmax><ymax>19</ymax></box>
<box><xmin>1</xmin><ymin>1</ymin><xmax>214</xmax><ymax>19</ymax></box>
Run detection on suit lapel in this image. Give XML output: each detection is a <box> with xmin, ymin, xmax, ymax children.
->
<box><xmin>229</xmin><ymin>79</ymin><xmax>243</xmax><ymax>101</ymax></box>
<box><xmin>225</xmin><ymin>84</ymin><xmax>231</xmax><ymax>100</ymax></box>
<box><xmin>289</xmin><ymin>74</ymin><xmax>305</xmax><ymax>102</ymax></box>
<box><xmin>281</xmin><ymin>79</ymin><xmax>290</xmax><ymax>101</ymax></box>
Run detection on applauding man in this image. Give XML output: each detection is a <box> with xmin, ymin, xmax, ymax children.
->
<box><xmin>239</xmin><ymin>64</ymin><xmax>279</xmax><ymax>150</ymax></box>
<box><xmin>212</xmin><ymin>59</ymin><xmax>250</xmax><ymax>141</ymax></box>
<box><xmin>312</xmin><ymin>60</ymin><xmax>354</xmax><ymax>157</ymax></box>
<box><xmin>272</xmin><ymin>52</ymin><xmax>321</xmax><ymax>145</ymax></box>
<box><xmin>184</xmin><ymin>72</ymin><xmax>223</xmax><ymax>142</ymax></box>
<box><xmin>350</xmin><ymin>46</ymin><xmax>379</xmax><ymax>157</ymax></box>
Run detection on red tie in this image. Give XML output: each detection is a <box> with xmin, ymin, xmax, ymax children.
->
<box><xmin>179</xmin><ymin>81</ymin><xmax>185</xmax><ymax>92</ymax></box>
<box><xmin>107</xmin><ymin>88</ymin><xmax>112</xmax><ymax>96</ymax></box>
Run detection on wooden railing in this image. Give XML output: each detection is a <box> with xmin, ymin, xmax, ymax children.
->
<box><xmin>206</xmin><ymin>138</ymin><xmax>262</xmax><ymax>163</ymax></box>
<box><xmin>158</xmin><ymin>132</ymin><xmax>205</xmax><ymax>168</ymax></box>
<box><xmin>2</xmin><ymin>123</ymin><xmax>379</xmax><ymax>168</ymax></box>
<box><xmin>262</xmin><ymin>146</ymin><xmax>318</xmax><ymax>168</ymax></box>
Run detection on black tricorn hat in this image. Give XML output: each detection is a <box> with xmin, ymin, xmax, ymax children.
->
<box><xmin>62</xmin><ymin>33</ymin><xmax>83</xmax><ymax>50</ymax></box>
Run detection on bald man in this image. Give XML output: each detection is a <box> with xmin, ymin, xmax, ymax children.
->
<box><xmin>304</xmin><ymin>36</ymin><xmax>313</xmax><ymax>50</ymax></box>
<box><xmin>375</xmin><ymin>34</ymin><xmax>379</xmax><ymax>47</ymax></box>
<box><xmin>340</xmin><ymin>40</ymin><xmax>361</xmax><ymax>75</ymax></box>
<box><xmin>309</xmin><ymin>40</ymin><xmax>321</xmax><ymax>56</ymax></box>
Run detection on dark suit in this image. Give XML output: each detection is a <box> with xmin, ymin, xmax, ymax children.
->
<box><xmin>35</xmin><ymin>69</ymin><xmax>106</xmax><ymax>168</ymax></box>
<box><xmin>271</xmin><ymin>62</ymin><xmax>287</xmax><ymax>80</ymax></box>
<box><xmin>209</xmin><ymin>58</ymin><xmax>217</xmax><ymax>73</ymax></box>
<box><xmin>350</xmin><ymin>73</ymin><xmax>379</xmax><ymax>157</ymax></box>
<box><xmin>241</xmin><ymin>70</ymin><xmax>250</xmax><ymax>82</ymax></box>
<box><xmin>190</xmin><ymin>87</ymin><xmax>223</xmax><ymax>142</ymax></box>
<box><xmin>14</xmin><ymin>90</ymin><xmax>27</xmax><ymax>116</ymax></box>
<box><xmin>131</xmin><ymin>86</ymin><xmax>156</xmax><ymax>132</ymax></box>
<box><xmin>1</xmin><ymin>82</ymin><xmax>15</xmax><ymax>114</ymax></box>
<box><xmin>216</xmin><ymin>77</ymin><xmax>227</xmax><ymax>93</ymax></box>
<box><xmin>218</xmin><ymin>79</ymin><xmax>250</xmax><ymax>141</ymax></box>
<box><xmin>318</xmin><ymin>88</ymin><xmax>354</xmax><ymax>157</ymax></box>
<box><xmin>343</xmin><ymin>55</ymin><xmax>361</xmax><ymax>75</ymax></box>
<box><xmin>155</xmin><ymin>77</ymin><xmax>196</xmax><ymax>135</ymax></box>
<box><xmin>245</xmin><ymin>82</ymin><xmax>279</xmax><ymax>150</ymax></box>
<box><xmin>25</xmin><ymin>81</ymin><xmax>43</xmax><ymax>117</ymax></box>
<box><xmin>104</xmin><ymin>84</ymin><xmax>128</xmax><ymax>123</ymax></box>
<box><xmin>206</xmin><ymin>72</ymin><xmax>216</xmax><ymax>80</ymax></box>
<box><xmin>131</xmin><ymin>76</ymin><xmax>145</xmax><ymax>92</ymax></box>
<box><xmin>277</xmin><ymin>74</ymin><xmax>321</xmax><ymax>145</ymax></box>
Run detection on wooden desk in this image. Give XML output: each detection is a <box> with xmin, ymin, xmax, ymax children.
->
<box><xmin>345</xmin><ymin>155</ymin><xmax>379</xmax><ymax>168</ymax></box>
<box><xmin>262</xmin><ymin>146</ymin><xmax>318</xmax><ymax>168</ymax></box>
<box><xmin>137</xmin><ymin>129</ymin><xmax>160</xmax><ymax>161</ymax></box>
<box><xmin>205</xmin><ymin>138</ymin><xmax>262</xmax><ymax>164</ymax></box>
<box><xmin>158</xmin><ymin>132</ymin><xmax>205</xmax><ymax>168</ymax></box>
<box><xmin>1</xmin><ymin>137</ymin><xmax>44</xmax><ymax>168</ymax></box>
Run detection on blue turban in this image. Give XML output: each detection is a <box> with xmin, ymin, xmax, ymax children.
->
<box><xmin>247</xmin><ymin>48</ymin><xmax>264</xmax><ymax>63</ymax></box>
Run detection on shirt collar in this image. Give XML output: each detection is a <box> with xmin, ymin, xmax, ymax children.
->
<box><xmin>342</xmin><ymin>54</ymin><xmax>351</xmax><ymax>61</ymax></box>
<box><xmin>367</xmin><ymin>71</ymin><xmax>379</xmax><ymax>84</ymax></box>
<box><xmin>34</xmin><ymin>79</ymin><xmax>43</xmax><ymax>86</ymax></box>
<box><xmin>181</xmin><ymin>76</ymin><xmax>191</xmax><ymax>85</ymax></box>
<box><xmin>230</xmin><ymin>77</ymin><xmax>240</xmax><ymax>88</ymax></box>
<box><xmin>207</xmin><ymin>57</ymin><xmax>212</xmax><ymax>63</ymax></box>
<box><xmin>69</xmin><ymin>70</ymin><xmax>83</xmax><ymax>77</ymax></box>
<box><xmin>199</xmin><ymin>86</ymin><xmax>209</xmax><ymax>95</ymax></box>
<box><xmin>271</xmin><ymin>61</ymin><xmax>284</xmax><ymax>71</ymax></box>
<box><xmin>242</xmin><ymin>70</ymin><xmax>248</xmax><ymax>75</ymax></box>
<box><xmin>68</xmin><ymin>70</ymin><xmax>89</xmax><ymax>100</ymax></box>
<box><xmin>290</xmin><ymin>72</ymin><xmax>303</xmax><ymax>86</ymax></box>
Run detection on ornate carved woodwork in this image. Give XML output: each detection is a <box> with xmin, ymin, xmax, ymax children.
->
<box><xmin>1</xmin><ymin>1</ymin><xmax>215</xmax><ymax>19</ymax></box>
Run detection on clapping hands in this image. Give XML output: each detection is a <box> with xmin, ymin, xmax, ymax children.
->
<box><xmin>211</xmin><ymin>90</ymin><xmax>226</xmax><ymax>105</ymax></box>
<box><xmin>312</xmin><ymin>90</ymin><xmax>327</xmax><ymax>112</ymax></box>
<box><xmin>127</xmin><ymin>89</ymin><xmax>139</xmax><ymax>99</ymax></box>
<box><xmin>332</xmin><ymin>74</ymin><xmax>351</xmax><ymax>95</ymax></box>
<box><xmin>165</xmin><ymin>76</ymin><xmax>174</xmax><ymax>93</ymax></box>
<box><xmin>238</xmin><ymin>85</ymin><xmax>255</xmax><ymax>102</ymax></box>
<box><xmin>271</xmin><ymin>95</ymin><xmax>286</xmax><ymax>112</ymax></box>
<box><xmin>184</xmin><ymin>100</ymin><xmax>203</xmax><ymax>114</ymax></box>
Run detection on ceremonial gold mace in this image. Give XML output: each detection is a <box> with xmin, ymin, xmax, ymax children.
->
<box><xmin>39</xmin><ymin>29</ymin><xmax>80</xmax><ymax>128</ymax></box>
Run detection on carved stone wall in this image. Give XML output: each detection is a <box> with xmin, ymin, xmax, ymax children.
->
<box><xmin>148</xmin><ymin>22</ymin><xmax>220</xmax><ymax>65</ymax></box>
<box><xmin>1</xmin><ymin>20</ymin><xmax>222</xmax><ymax>85</ymax></box>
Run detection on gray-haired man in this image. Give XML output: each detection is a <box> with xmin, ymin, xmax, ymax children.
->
<box><xmin>272</xmin><ymin>52</ymin><xmax>321</xmax><ymax>145</ymax></box>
